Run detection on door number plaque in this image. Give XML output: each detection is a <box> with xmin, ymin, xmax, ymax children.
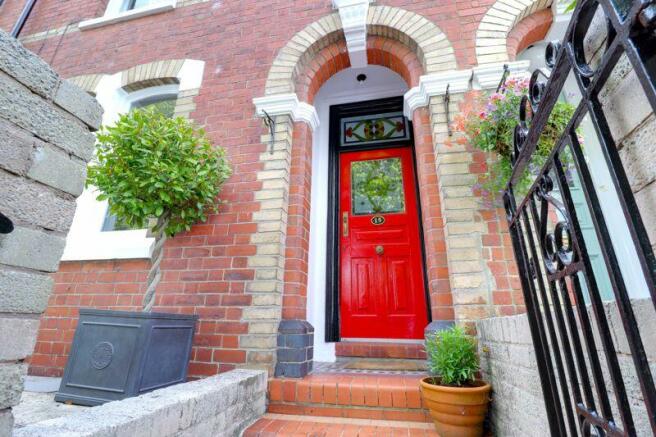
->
<box><xmin>371</xmin><ymin>215</ymin><xmax>385</xmax><ymax>225</ymax></box>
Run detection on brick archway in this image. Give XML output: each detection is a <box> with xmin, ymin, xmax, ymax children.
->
<box><xmin>475</xmin><ymin>0</ymin><xmax>554</xmax><ymax>65</ymax></box>
<box><xmin>251</xmin><ymin>7</ymin><xmax>458</xmax><ymax>373</ymax></box>
<box><xmin>279</xmin><ymin>35</ymin><xmax>453</xmax><ymax>330</ymax></box>
<box><xmin>264</xmin><ymin>6</ymin><xmax>456</xmax><ymax>97</ymax></box>
<box><xmin>296</xmin><ymin>36</ymin><xmax>424</xmax><ymax>104</ymax></box>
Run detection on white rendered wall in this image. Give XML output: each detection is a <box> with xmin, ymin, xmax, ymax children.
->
<box><xmin>307</xmin><ymin>66</ymin><xmax>409</xmax><ymax>362</ymax></box>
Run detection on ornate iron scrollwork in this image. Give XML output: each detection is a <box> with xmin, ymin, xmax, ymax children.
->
<box><xmin>502</xmin><ymin>0</ymin><xmax>656</xmax><ymax>435</ymax></box>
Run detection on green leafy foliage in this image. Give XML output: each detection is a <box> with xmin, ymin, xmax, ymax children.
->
<box><xmin>564</xmin><ymin>0</ymin><xmax>577</xmax><ymax>13</ymax></box>
<box><xmin>425</xmin><ymin>326</ymin><xmax>479</xmax><ymax>387</ymax></box>
<box><xmin>87</xmin><ymin>108</ymin><xmax>232</xmax><ymax>237</ymax></box>
<box><xmin>351</xmin><ymin>158</ymin><xmax>404</xmax><ymax>214</ymax></box>
<box><xmin>454</xmin><ymin>77</ymin><xmax>576</xmax><ymax>198</ymax></box>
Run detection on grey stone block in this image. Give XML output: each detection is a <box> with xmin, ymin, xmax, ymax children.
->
<box><xmin>277</xmin><ymin>348</ymin><xmax>307</xmax><ymax>362</ymax></box>
<box><xmin>0</xmin><ymin>170</ymin><xmax>76</xmax><ymax>233</ymax></box>
<box><xmin>619</xmin><ymin>114</ymin><xmax>656</xmax><ymax>192</ymax></box>
<box><xmin>0</xmin><ymin>227</ymin><xmax>66</xmax><ymax>272</ymax></box>
<box><xmin>0</xmin><ymin>317</ymin><xmax>39</xmax><ymax>361</ymax></box>
<box><xmin>54</xmin><ymin>79</ymin><xmax>103</xmax><ymax>130</ymax></box>
<box><xmin>276</xmin><ymin>320</ymin><xmax>313</xmax><ymax>378</ymax></box>
<box><xmin>285</xmin><ymin>333</ymin><xmax>311</xmax><ymax>348</ymax></box>
<box><xmin>0</xmin><ymin>269</ymin><xmax>53</xmax><ymax>313</ymax></box>
<box><xmin>28</xmin><ymin>146</ymin><xmax>87</xmax><ymax>196</ymax></box>
<box><xmin>0</xmin><ymin>409</ymin><xmax>14</xmax><ymax>437</ymax></box>
<box><xmin>0</xmin><ymin>363</ymin><xmax>26</xmax><ymax>410</ymax></box>
<box><xmin>0</xmin><ymin>30</ymin><xmax>59</xmax><ymax>99</ymax></box>
<box><xmin>0</xmin><ymin>71</ymin><xmax>96</xmax><ymax>162</ymax></box>
<box><xmin>23</xmin><ymin>376</ymin><xmax>62</xmax><ymax>393</ymax></box>
<box><xmin>278</xmin><ymin>319</ymin><xmax>315</xmax><ymax>334</ymax></box>
<box><xmin>275</xmin><ymin>361</ymin><xmax>309</xmax><ymax>378</ymax></box>
<box><xmin>14</xmin><ymin>369</ymin><xmax>266</xmax><ymax>437</ymax></box>
<box><xmin>0</xmin><ymin>118</ymin><xmax>37</xmax><ymax>176</ymax></box>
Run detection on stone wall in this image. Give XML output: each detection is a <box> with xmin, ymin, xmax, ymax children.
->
<box><xmin>477</xmin><ymin>313</ymin><xmax>548</xmax><ymax>436</ymax></box>
<box><xmin>13</xmin><ymin>369</ymin><xmax>266</xmax><ymax>437</ymax></box>
<box><xmin>478</xmin><ymin>299</ymin><xmax>656</xmax><ymax>436</ymax></box>
<box><xmin>0</xmin><ymin>29</ymin><xmax>101</xmax><ymax>436</ymax></box>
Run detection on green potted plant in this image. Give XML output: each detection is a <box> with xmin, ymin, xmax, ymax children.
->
<box><xmin>420</xmin><ymin>326</ymin><xmax>491</xmax><ymax>437</ymax></box>
<box><xmin>56</xmin><ymin>108</ymin><xmax>231</xmax><ymax>406</ymax></box>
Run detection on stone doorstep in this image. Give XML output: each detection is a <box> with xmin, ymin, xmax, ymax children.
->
<box><xmin>244</xmin><ymin>413</ymin><xmax>438</xmax><ymax>436</ymax></box>
<box><xmin>335</xmin><ymin>341</ymin><xmax>427</xmax><ymax>360</ymax></box>
<box><xmin>267</xmin><ymin>373</ymin><xmax>431</xmax><ymax>423</ymax></box>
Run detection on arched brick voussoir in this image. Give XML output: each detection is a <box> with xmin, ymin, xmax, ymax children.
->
<box><xmin>264</xmin><ymin>13</ymin><xmax>344</xmax><ymax>96</ymax></box>
<box><xmin>475</xmin><ymin>0</ymin><xmax>554</xmax><ymax>65</ymax></box>
<box><xmin>264</xmin><ymin>6</ymin><xmax>457</xmax><ymax>97</ymax></box>
<box><xmin>367</xmin><ymin>5</ymin><xmax>457</xmax><ymax>74</ymax></box>
<box><xmin>121</xmin><ymin>59</ymin><xmax>187</xmax><ymax>92</ymax></box>
<box><xmin>506</xmin><ymin>9</ymin><xmax>553</xmax><ymax>60</ymax></box>
<box><xmin>296</xmin><ymin>36</ymin><xmax>424</xmax><ymax>104</ymax></box>
<box><xmin>67</xmin><ymin>74</ymin><xmax>106</xmax><ymax>96</ymax></box>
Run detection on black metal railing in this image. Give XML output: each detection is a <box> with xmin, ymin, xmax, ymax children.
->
<box><xmin>503</xmin><ymin>0</ymin><xmax>656</xmax><ymax>436</ymax></box>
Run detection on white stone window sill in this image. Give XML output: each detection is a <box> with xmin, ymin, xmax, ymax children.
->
<box><xmin>79</xmin><ymin>0</ymin><xmax>176</xmax><ymax>31</ymax></box>
<box><xmin>61</xmin><ymin>230</ymin><xmax>154</xmax><ymax>261</ymax></box>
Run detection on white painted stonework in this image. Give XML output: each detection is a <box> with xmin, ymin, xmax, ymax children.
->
<box><xmin>403</xmin><ymin>61</ymin><xmax>531</xmax><ymax>117</ymax></box>
<box><xmin>471</xmin><ymin>60</ymin><xmax>531</xmax><ymax>90</ymax></box>
<box><xmin>253</xmin><ymin>94</ymin><xmax>319</xmax><ymax>131</ymax></box>
<box><xmin>403</xmin><ymin>70</ymin><xmax>472</xmax><ymax>117</ymax></box>
<box><xmin>333</xmin><ymin>0</ymin><xmax>372</xmax><ymax>68</ymax></box>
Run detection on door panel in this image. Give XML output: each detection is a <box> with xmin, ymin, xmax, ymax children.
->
<box><xmin>351</xmin><ymin>257</ymin><xmax>376</xmax><ymax>314</ymax></box>
<box><xmin>388</xmin><ymin>256</ymin><xmax>413</xmax><ymax>313</ymax></box>
<box><xmin>339</xmin><ymin>146</ymin><xmax>428</xmax><ymax>339</ymax></box>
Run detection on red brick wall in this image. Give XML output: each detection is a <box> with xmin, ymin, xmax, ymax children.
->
<box><xmin>14</xmin><ymin>0</ymin><xmax>535</xmax><ymax>377</ymax></box>
<box><xmin>29</xmin><ymin>260</ymin><xmax>149</xmax><ymax>377</ymax></box>
<box><xmin>463</xmin><ymin>96</ymin><xmax>523</xmax><ymax>317</ymax></box>
<box><xmin>283</xmin><ymin>122</ymin><xmax>313</xmax><ymax>321</ymax></box>
<box><xmin>412</xmin><ymin>107</ymin><xmax>455</xmax><ymax>321</ymax></box>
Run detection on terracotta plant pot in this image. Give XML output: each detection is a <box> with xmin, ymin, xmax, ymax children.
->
<box><xmin>420</xmin><ymin>377</ymin><xmax>491</xmax><ymax>437</ymax></box>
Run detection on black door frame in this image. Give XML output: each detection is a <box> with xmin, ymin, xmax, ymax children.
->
<box><xmin>324</xmin><ymin>96</ymin><xmax>432</xmax><ymax>342</ymax></box>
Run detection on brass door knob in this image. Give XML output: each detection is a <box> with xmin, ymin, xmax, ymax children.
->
<box><xmin>375</xmin><ymin>245</ymin><xmax>384</xmax><ymax>255</ymax></box>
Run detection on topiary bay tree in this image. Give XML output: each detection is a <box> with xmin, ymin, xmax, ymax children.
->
<box><xmin>87</xmin><ymin>108</ymin><xmax>231</xmax><ymax>311</ymax></box>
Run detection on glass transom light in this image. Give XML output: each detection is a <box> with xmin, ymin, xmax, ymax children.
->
<box><xmin>340</xmin><ymin>112</ymin><xmax>410</xmax><ymax>147</ymax></box>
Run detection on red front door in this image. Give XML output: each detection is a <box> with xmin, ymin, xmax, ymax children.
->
<box><xmin>339</xmin><ymin>146</ymin><xmax>428</xmax><ymax>339</ymax></box>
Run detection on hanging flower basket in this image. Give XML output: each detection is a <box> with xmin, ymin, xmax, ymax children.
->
<box><xmin>452</xmin><ymin>77</ymin><xmax>577</xmax><ymax>201</ymax></box>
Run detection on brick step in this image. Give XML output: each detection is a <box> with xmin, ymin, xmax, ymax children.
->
<box><xmin>244</xmin><ymin>413</ymin><xmax>439</xmax><ymax>436</ymax></box>
<box><xmin>267</xmin><ymin>373</ymin><xmax>431</xmax><ymax>423</ymax></box>
<box><xmin>336</xmin><ymin>341</ymin><xmax>426</xmax><ymax>360</ymax></box>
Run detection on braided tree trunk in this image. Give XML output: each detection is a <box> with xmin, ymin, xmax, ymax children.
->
<box><xmin>141</xmin><ymin>214</ymin><xmax>169</xmax><ymax>312</ymax></box>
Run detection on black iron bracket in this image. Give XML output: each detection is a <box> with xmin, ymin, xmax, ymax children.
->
<box><xmin>496</xmin><ymin>63</ymin><xmax>510</xmax><ymax>93</ymax></box>
<box><xmin>262</xmin><ymin>110</ymin><xmax>275</xmax><ymax>154</ymax></box>
<box><xmin>444</xmin><ymin>84</ymin><xmax>452</xmax><ymax>137</ymax></box>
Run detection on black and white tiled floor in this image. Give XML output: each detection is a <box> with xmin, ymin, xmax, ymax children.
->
<box><xmin>311</xmin><ymin>358</ymin><xmax>427</xmax><ymax>375</ymax></box>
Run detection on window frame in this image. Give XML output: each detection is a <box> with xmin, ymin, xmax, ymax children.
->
<box><xmin>62</xmin><ymin>84</ymin><xmax>179</xmax><ymax>261</ymax></box>
<box><xmin>79</xmin><ymin>0</ymin><xmax>176</xmax><ymax>31</ymax></box>
<box><xmin>99</xmin><ymin>85</ymin><xmax>179</xmax><ymax>234</ymax></box>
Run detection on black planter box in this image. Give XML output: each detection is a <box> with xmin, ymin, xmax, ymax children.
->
<box><xmin>55</xmin><ymin>309</ymin><xmax>197</xmax><ymax>406</ymax></box>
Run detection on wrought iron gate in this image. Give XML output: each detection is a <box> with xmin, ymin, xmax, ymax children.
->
<box><xmin>503</xmin><ymin>0</ymin><xmax>656</xmax><ymax>435</ymax></box>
